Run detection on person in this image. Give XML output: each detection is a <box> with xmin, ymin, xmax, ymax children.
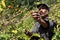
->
<box><xmin>24</xmin><ymin>4</ymin><xmax>57</xmax><ymax>40</ymax></box>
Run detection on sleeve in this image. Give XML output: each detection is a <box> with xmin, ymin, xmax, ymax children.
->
<box><xmin>32</xmin><ymin>22</ymin><xmax>40</xmax><ymax>33</ymax></box>
<box><xmin>49</xmin><ymin>20</ymin><xmax>57</xmax><ymax>28</ymax></box>
<box><xmin>48</xmin><ymin>20</ymin><xmax>57</xmax><ymax>31</ymax></box>
<box><xmin>44</xmin><ymin>19</ymin><xmax>57</xmax><ymax>31</ymax></box>
<box><xmin>44</xmin><ymin>20</ymin><xmax>55</xmax><ymax>28</ymax></box>
<box><xmin>49</xmin><ymin>21</ymin><xmax>54</xmax><ymax>27</ymax></box>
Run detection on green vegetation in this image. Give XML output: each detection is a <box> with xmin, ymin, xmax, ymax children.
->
<box><xmin>0</xmin><ymin>0</ymin><xmax>60</xmax><ymax>40</ymax></box>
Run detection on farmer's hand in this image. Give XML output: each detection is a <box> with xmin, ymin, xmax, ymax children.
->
<box><xmin>30</xmin><ymin>11</ymin><xmax>40</xmax><ymax>21</ymax></box>
<box><xmin>30</xmin><ymin>11</ymin><xmax>48</xmax><ymax>28</ymax></box>
<box><xmin>24</xmin><ymin>29</ymin><xmax>32</xmax><ymax>37</ymax></box>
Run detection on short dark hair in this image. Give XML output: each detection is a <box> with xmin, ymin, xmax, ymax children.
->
<box><xmin>37</xmin><ymin>4</ymin><xmax>49</xmax><ymax>11</ymax></box>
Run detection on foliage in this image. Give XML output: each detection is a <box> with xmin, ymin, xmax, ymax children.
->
<box><xmin>0</xmin><ymin>0</ymin><xmax>60</xmax><ymax>40</ymax></box>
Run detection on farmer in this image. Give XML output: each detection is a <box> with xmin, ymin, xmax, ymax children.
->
<box><xmin>25</xmin><ymin>4</ymin><xmax>57</xmax><ymax>40</ymax></box>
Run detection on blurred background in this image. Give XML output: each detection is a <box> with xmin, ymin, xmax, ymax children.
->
<box><xmin>0</xmin><ymin>0</ymin><xmax>60</xmax><ymax>40</ymax></box>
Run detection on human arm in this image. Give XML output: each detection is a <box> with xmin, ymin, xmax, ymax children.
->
<box><xmin>31</xmin><ymin>12</ymin><xmax>48</xmax><ymax>28</ymax></box>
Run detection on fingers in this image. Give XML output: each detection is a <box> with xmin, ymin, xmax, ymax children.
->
<box><xmin>24</xmin><ymin>29</ymin><xmax>32</xmax><ymax>37</ymax></box>
<box><xmin>32</xmin><ymin>15</ymin><xmax>39</xmax><ymax>19</ymax></box>
<box><xmin>24</xmin><ymin>29</ymin><xmax>27</xmax><ymax>34</ymax></box>
<box><xmin>24</xmin><ymin>29</ymin><xmax>29</xmax><ymax>34</ymax></box>
<box><xmin>32</xmin><ymin>13</ymin><xmax>40</xmax><ymax>19</ymax></box>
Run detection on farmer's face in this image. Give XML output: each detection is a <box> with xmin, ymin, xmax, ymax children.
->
<box><xmin>39</xmin><ymin>9</ymin><xmax>48</xmax><ymax>17</ymax></box>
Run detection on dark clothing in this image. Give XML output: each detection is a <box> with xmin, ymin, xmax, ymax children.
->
<box><xmin>30</xmin><ymin>36</ymin><xmax>40</xmax><ymax>40</ymax></box>
<box><xmin>32</xmin><ymin>18</ymin><xmax>55</xmax><ymax>40</ymax></box>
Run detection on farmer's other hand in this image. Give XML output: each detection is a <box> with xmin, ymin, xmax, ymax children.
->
<box><xmin>24</xmin><ymin>29</ymin><xmax>32</xmax><ymax>37</ymax></box>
